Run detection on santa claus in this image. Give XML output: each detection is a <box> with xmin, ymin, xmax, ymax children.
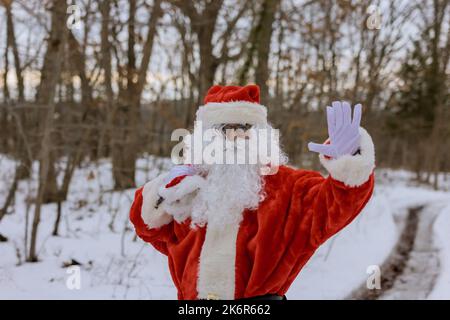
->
<box><xmin>130</xmin><ymin>85</ymin><xmax>375</xmax><ymax>300</ymax></box>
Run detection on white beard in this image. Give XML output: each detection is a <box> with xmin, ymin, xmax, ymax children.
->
<box><xmin>190</xmin><ymin>163</ymin><xmax>265</xmax><ymax>228</ymax></box>
<box><xmin>181</xmin><ymin>122</ymin><xmax>288</xmax><ymax>228</ymax></box>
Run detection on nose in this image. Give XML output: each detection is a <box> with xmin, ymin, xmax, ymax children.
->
<box><xmin>225</xmin><ymin>128</ymin><xmax>251</xmax><ymax>140</ymax></box>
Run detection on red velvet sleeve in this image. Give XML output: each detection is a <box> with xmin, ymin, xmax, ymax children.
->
<box><xmin>129</xmin><ymin>187</ymin><xmax>174</xmax><ymax>255</ymax></box>
<box><xmin>292</xmin><ymin>171</ymin><xmax>375</xmax><ymax>247</ymax></box>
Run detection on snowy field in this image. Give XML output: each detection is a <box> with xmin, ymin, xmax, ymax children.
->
<box><xmin>1</xmin><ymin>154</ymin><xmax>450</xmax><ymax>300</ymax></box>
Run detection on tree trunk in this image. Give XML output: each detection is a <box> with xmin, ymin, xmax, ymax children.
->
<box><xmin>197</xmin><ymin>30</ymin><xmax>218</xmax><ymax>100</ymax></box>
<box><xmin>68</xmin><ymin>31</ymin><xmax>92</xmax><ymax>105</ymax></box>
<box><xmin>97</xmin><ymin>0</ymin><xmax>114</xmax><ymax>157</ymax></box>
<box><xmin>5</xmin><ymin>3</ymin><xmax>24</xmax><ymax>102</ymax></box>
<box><xmin>52</xmin><ymin>201</ymin><xmax>62</xmax><ymax>236</ymax></box>
<box><xmin>111</xmin><ymin>0</ymin><xmax>162</xmax><ymax>189</ymax></box>
<box><xmin>171</xmin><ymin>0</ymin><xmax>224</xmax><ymax>123</ymax></box>
<box><xmin>2</xmin><ymin>41</ymin><xmax>10</xmax><ymax>103</ymax></box>
<box><xmin>34</xmin><ymin>0</ymin><xmax>69</xmax><ymax>204</ymax></box>
<box><xmin>0</xmin><ymin>164</ymin><xmax>19</xmax><ymax>222</ymax></box>
<box><xmin>423</xmin><ymin>0</ymin><xmax>448</xmax><ymax>188</ymax></box>
<box><xmin>111</xmin><ymin>0</ymin><xmax>137</xmax><ymax>190</ymax></box>
<box><xmin>254</xmin><ymin>0</ymin><xmax>280</xmax><ymax>104</ymax></box>
<box><xmin>28</xmin><ymin>0</ymin><xmax>67</xmax><ymax>262</ymax></box>
<box><xmin>100</xmin><ymin>0</ymin><xmax>113</xmax><ymax>101</ymax></box>
<box><xmin>238</xmin><ymin>0</ymin><xmax>279</xmax><ymax>104</ymax></box>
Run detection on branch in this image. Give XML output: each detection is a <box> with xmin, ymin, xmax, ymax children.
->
<box><xmin>217</xmin><ymin>1</ymin><xmax>250</xmax><ymax>62</ymax></box>
<box><xmin>136</xmin><ymin>0</ymin><xmax>163</xmax><ymax>95</ymax></box>
<box><xmin>168</xmin><ymin>0</ymin><xmax>199</xmax><ymax>23</ymax></box>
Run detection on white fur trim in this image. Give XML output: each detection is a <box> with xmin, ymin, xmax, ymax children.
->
<box><xmin>196</xmin><ymin>101</ymin><xmax>267</xmax><ymax>128</ymax></box>
<box><xmin>158</xmin><ymin>175</ymin><xmax>206</xmax><ymax>204</ymax></box>
<box><xmin>197</xmin><ymin>222</ymin><xmax>240</xmax><ymax>300</ymax></box>
<box><xmin>141</xmin><ymin>173</ymin><xmax>173</xmax><ymax>229</ymax></box>
<box><xmin>319</xmin><ymin>127</ymin><xmax>375</xmax><ymax>187</ymax></box>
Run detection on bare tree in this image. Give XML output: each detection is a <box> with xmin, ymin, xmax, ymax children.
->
<box><xmin>1</xmin><ymin>0</ymin><xmax>25</xmax><ymax>102</ymax></box>
<box><xmin>170</xmin><ymin>0</ymin><xmax>224</xmax><ymax>99</ymax></box>
<box><xmin>170</xmin><ymin>0</ymin><xmax>250</xmax><ymax>121</ymax></box>
<box><xmin>238</xmin><ymin>0</ymin><xmax>280</xmax><ymax>104</ymax></box>
<box><xmin>422</xmin><ymin>0</ymin><xmax>450</xmax><ymax>188</ymax></box>
<box><xmin>28</xmin><ymin>0</ymin><xmax>67</xmax><ymax>262</ymax></box>
<box><xmin>111</xmin><ymin>0</ymin><xmax>163</xmax><ymax>189</ymax></box>
<box><xmin>97</xmin><ymin>0</ymin><xmax>114</xmax><ymax>157</ymax></box>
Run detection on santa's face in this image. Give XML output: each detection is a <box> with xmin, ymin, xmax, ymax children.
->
<box><xmin>184</xmin><ymin>121</ymin><xmax>285</xmax><ymax>168</ymax></box>
<box><xmin>186</xmin><ymin>122</ymin><xmax>287</xmax><ymax>228</ymax></box>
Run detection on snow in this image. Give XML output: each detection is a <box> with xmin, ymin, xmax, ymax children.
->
<box><xmin>289</xmin><ymin>190</ymin><xmax>398</xmax><ymax>299</ymax></box>
<box><xmin>1</xmin><ymin>156</ymin><xmax>450</xmax><ymax>300</ymax></box>
<box><xmin>0</xmin><ymin>155</ymin><xmax>175</xmax><ymax>299</ymax></box>
<box><xmin>428</xmin><ymin>203</ymin><xmax>450</xmax><ymax>299</ymax></box>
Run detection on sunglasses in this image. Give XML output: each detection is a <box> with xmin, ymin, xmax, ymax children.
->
<box><xmin>221</xmin><ymin>123</ymin><xmax>253</xmax><ymax>134</ymax></box>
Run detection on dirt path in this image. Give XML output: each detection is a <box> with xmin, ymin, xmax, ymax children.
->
<box><xmin>348</xmin><ymin>205</ymin><xmax>441</xmax><ymax>300</ymax></box>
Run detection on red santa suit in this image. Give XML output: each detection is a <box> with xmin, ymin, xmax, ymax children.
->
<box><xmin>130</xmin><ymin>85</ymin><xmax>375</xmax><ymax>300</ymax></box>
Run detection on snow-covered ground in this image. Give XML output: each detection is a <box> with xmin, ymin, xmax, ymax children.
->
<box><xmin>1</xmin><ymin>154</ymin><xmax>450</xmax><ymax>299</ymax></box>
<box><xmin>428</xmin><ymin>203</ymin><xmax>450</xmax><ymax>299</ymax></box>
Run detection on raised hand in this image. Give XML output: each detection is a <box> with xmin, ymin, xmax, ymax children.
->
<box><xmin>308</xmin><ymin>101</ymin><xmax>362</xmax><ymax>159</ymax></box>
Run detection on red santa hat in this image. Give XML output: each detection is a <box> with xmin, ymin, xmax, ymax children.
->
<box><xmin>196</xmin><ymin>85</ymin><xmax>268</xmax><ymax>128</ymax></box>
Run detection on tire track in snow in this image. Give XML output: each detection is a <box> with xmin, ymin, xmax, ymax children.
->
<box><xmin>348</xmin><ymin>205</ymin><xmax>440</xmax><ymax>300</ymax></box>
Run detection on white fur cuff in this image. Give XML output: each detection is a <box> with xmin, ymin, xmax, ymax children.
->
<box><xmin>141</xmin><ymin>173</ymin><xmax>173</xmax><ymax>229</ymax></box>
<box><xmin>319</xmin><ymin>127</ymin><xmax>375</xmax><ymax>187</ymax></box>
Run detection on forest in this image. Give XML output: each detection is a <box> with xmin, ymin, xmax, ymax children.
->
<box><xmin>0</xmin><ymin>0</ymin><xmax>449</xmax><ymax>299</ymax></box>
